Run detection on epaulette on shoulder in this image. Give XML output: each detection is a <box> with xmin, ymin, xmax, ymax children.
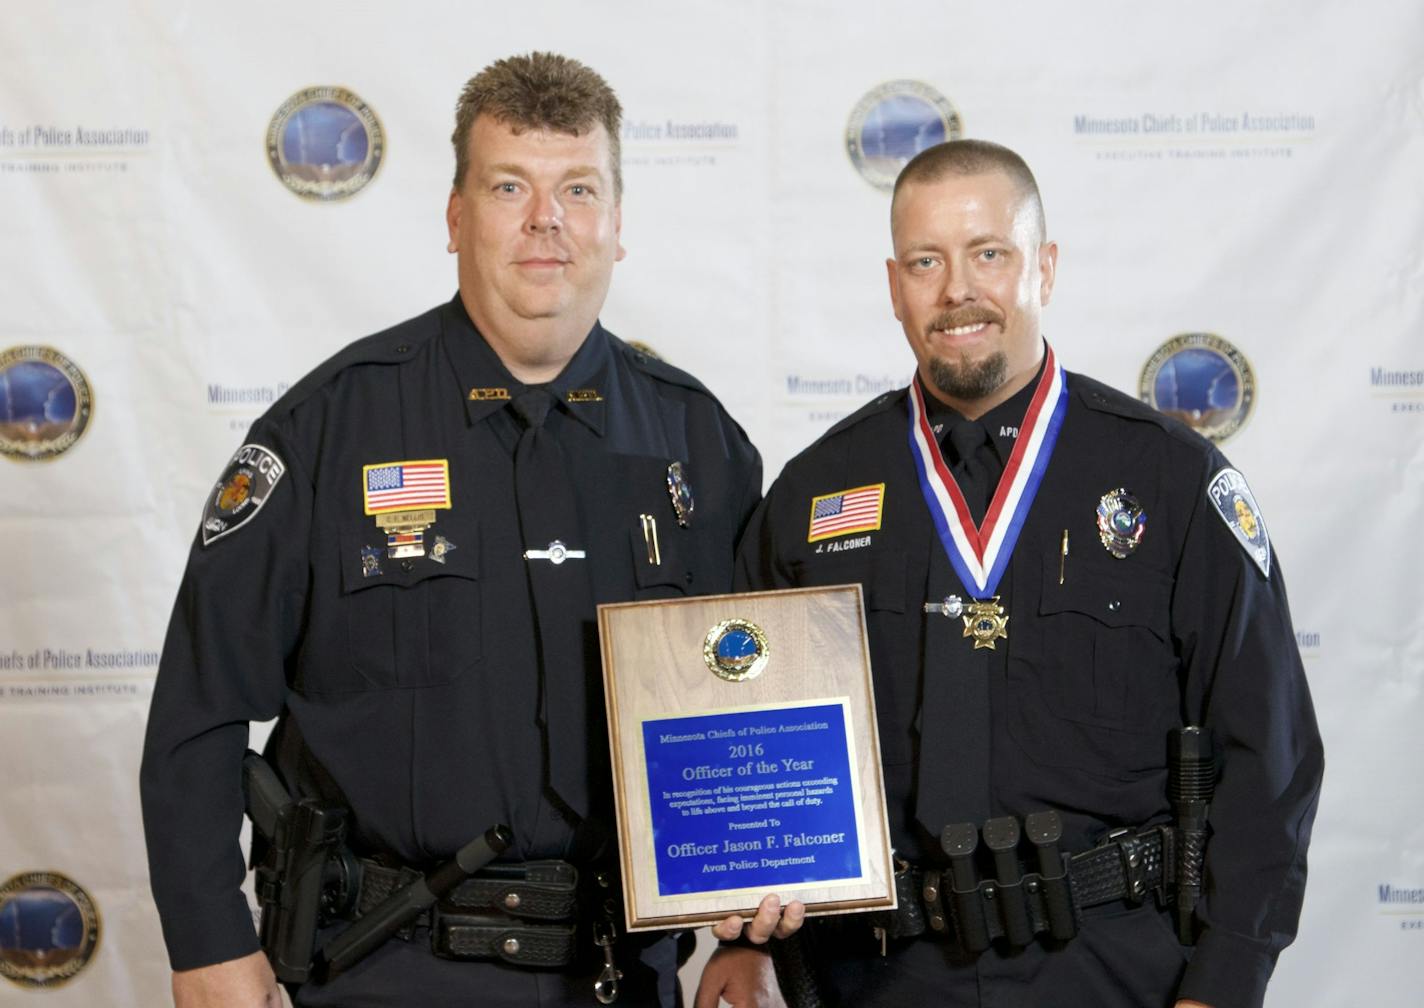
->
<box><xmin>811</xmin><ymin>387</ymin><xmax>907</xmax><ymax>446</ymax></box>
<box><xmin>269</xmin><ymin>305</ymin><xmax>443</xmax><ymax>416</ymax></box>
<box><xmin>612</xmin><ymin>334</ymin><xmax>715</xmax><ymax>399</ymax></box>
<box><xmin>1071</xmin><ymin>371</ymin><xmax>1207</xmax><ymax>448</ymax></box>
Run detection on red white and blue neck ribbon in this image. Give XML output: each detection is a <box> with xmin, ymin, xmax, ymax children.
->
<box><xmin>907</xmin><ymin>346</ymin><xmax>1069</xmax><ymax>599</ymax></box>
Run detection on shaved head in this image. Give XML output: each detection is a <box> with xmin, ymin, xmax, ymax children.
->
<box><xmin>891</xmin><ymin>139</ymin><xmax>1046</xmax><ymax>242</ymax></box>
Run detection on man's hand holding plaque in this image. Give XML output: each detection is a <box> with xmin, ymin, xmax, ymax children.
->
<box><xmin>711</xmin><ymin>893</ymin><xmax>807</xmax><ymax>943</ymax></box>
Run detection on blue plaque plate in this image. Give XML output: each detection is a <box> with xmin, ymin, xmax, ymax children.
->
<box><xmin>641</xmin><ymin>701</ymin><xmax>863</xmax><ymax>896</ymax></box>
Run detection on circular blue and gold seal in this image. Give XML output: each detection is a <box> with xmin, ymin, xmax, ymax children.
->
<box><xmin>0</xmin><ymin>871</ymin><xmax>101</xmax><ymax>990</ymax></box>
<box><xmin>1140</xmin><ymin>333</ymin><xmax>1255</xmax><ymax>442</ymax></box>
<box><xmin>703</xmin><ymin>618</ymin><xmax>770</xmax><ymax>682</ymax></box>
<box><xmin>846</xmin><ymin>81</ymin><xmax>962</xmax><ymax>192</ymax></box>
<box><xmin>267</xmin><ymin>86</ymin><xmax>384</xmax><ymax>201</ymax></box>
<box><xmin>0</xmin><ymin>345</ymin><xmax>94</xmax><ymax>462</ymax></box>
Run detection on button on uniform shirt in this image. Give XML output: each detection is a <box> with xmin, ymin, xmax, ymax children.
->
<box><xmin>139</xmin><ymin>296</ymin><xmax>762</xmax><ymax>980</ymax></box>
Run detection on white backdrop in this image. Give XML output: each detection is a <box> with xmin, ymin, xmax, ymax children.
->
<box><xmin>2</xmin><ymin>1</ymin><xmax>1422</xmax><ymax>1003</ymax></box>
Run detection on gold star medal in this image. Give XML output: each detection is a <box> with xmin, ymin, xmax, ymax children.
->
<box><xmin>904</xmin><ymin>350</ymin><xmax>1070</xmax><ymax>655</ymax></box>
<box><xmin>962</xmin><ymin>597</ymin><xmax>1008</xmax><ymax>650</ymax></box>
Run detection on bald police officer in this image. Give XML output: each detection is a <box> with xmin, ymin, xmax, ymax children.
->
<box><xmin>721</xmin><ymin>140</ymin><xmax>1322</xmax><ymax>1007</ymax></box>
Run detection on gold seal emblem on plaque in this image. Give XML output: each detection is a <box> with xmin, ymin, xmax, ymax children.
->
<box><xmin>703</xmin><ymin>618</ymin><xmax>770</xmax><ymax>682</ymax></box>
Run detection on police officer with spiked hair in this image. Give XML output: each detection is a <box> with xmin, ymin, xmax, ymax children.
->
<box><xmin>142</xmin><ymin>52</ymin><xmax>800</xmax><ymax>1008</ymax></box>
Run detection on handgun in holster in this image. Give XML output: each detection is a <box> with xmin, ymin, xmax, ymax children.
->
<box><xmin>244</xmin><ymin>749</ymin><xmax>360</xmax><ymax>983</ymax></box>
<box><xmin>243</xmin><ymin>748</ymin><xmax>511</xmax><ymax>984</ymax></box>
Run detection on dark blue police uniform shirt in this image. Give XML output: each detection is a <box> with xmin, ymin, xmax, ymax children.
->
<box><xmin>735</xmin><ymin>369</ymin><xmax>1322</xmax><ymax>1008</ymax></box>
<box><xmin>140</xmin><ymin>295</ymin><xmax>761</xmax><ymax>972</ymax></box>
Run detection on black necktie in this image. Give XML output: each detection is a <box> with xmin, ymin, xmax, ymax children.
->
<box><xmin>944</xmin><ymin>418</ymin><xmax>996</xmax><ymax>524</ymax></box>
<box><xmin>916</xmin><ymin>417</ymin><xmax>1000</xmax><ymax>838</ymax></box>
<box><xmin>916</xmin><ymin>548</ymin><xmax>993</xmax><ymax>837</ymax></box>
<box><xmin>510</xmin><ymin>388</ymin><xmax>597</xmax><ymax>819</ymax></box>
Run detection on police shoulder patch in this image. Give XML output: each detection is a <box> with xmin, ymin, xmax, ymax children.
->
<box><xmin>1206</xmin><ymin>466</ymin><xmax>1270</xmax><ymax>578</ymax></box>
<box><xmin>201</xmin><ymin>443</ymin><xmax>286</xmax><ymax>546</ymax></box>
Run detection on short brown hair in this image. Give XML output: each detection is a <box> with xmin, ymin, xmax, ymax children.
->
<box><xmin>892</xmin><ymin>139</ymin><xmax>1046</xmax><ymax>240</ymax></box>
<box><xmin>451</xmin><ymin>52</ymin><xmax>623</xmax><ymax>197</ymax></box>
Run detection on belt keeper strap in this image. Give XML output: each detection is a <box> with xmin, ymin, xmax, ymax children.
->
<box><xmin>875</xmin><ymin>865</ymin><xmax>927</xmax><ymax>939</ymax></box>
<box><xmin>1066</xmin><ymin>825</ymin><xmax>1170</xmax><ymax>909</ymax></box>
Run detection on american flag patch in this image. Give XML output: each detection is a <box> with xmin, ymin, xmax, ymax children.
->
<box><xmin>807</xmin><ymin>483</ymin><xmax>885</xmax><ymax>542</ymax></box>
<box><xmin>362</xmin><ymin>459</ymin><xmax>452</xmax><ymax>515</ymax></box>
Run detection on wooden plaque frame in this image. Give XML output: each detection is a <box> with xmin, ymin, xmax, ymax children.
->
<box><xmin>598</xmin><ymin>585</ymin><xmax>895</xmax><ymax>931</ymax></box>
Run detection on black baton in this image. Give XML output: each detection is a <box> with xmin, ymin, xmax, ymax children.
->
<box><xmin>315</xmin><ymin>824</ymin><xmax>513</xmax><ymax>980</ymax></box>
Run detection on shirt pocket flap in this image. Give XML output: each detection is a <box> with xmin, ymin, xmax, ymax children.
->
<box><xmin>1038</xmin><ymin>552</ymin><xmax>1169</xmax><ymax>640</ymax></box>
<box><xmin>629</xmin><ymin>524</ymin><xmax>694</xmax><ymax>593</ymax></box>
<box><xmin>339</xmin><ymin>516</ymin><xmax>480</xmax><ymax>593</ymax></box>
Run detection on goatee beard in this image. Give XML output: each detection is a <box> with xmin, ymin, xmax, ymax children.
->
<box><xmin>928</xmin><ymin>351</ymin><xmax>1008</xmax><ymax>402</ymax></box>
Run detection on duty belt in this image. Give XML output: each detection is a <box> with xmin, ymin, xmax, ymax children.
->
<box><xmin>353</xmin><ymin>858</ymin><xmax>584</xmax><ymax>969</ymax></box>
<box><xmin>868</xmin><ymin>812</ymin><xmax>1186</xmax><ymax>954</ymax></box>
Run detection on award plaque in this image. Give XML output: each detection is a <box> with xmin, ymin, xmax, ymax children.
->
<box><xmin>598</xmin><ymin>585</ymin><xmax>895</xmax><ymax>931</ymax></box>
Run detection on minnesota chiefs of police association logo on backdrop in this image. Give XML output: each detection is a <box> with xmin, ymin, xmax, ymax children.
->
<box><xmin>846</xmin><ymin>81</ymin><xmax>962</xmax><ymax>191</ymax></box>
<box><xmin>266</xmin><ymin>86</ymin><xmax>384</xmax><ymax>201</ymax></box>
<box><xmin>0</xmin><ymin>346</ymin><xmax>94</xmax><ymax>462</ymax></box>
<box><xmin>0</xmin><ymin>872</ymin><xmax>101</xmax><ymax>989</ymax></box>
<box><xmin>1139</xmin><ymin>333</ymin><xmax>1255</xmax><ymax>442</ymax></box>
